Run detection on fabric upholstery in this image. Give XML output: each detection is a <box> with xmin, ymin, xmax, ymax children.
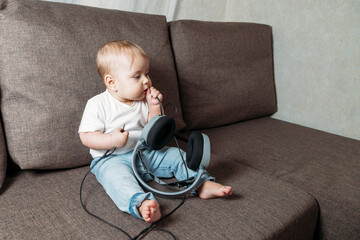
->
<box><xmin>0</xmin><ymin>1</ymin><xmax>355</xmax><ymax>239</ymax></box>
<box><xmin>0</xmin><ymin>120</ymin><xmax>6</xmax><ymax>189</ymax></box>
<box><xmin>0</xmin><ymin>159</ymin><xmax>317</xmax><ymax>239</ymax></box>
<box><xmin>0</xmin><ymin>0</ymin><xmax>185</xmax><ymax>170</ymax></box>
<box><xmin>169</xmin><ymin>20</ymin><xmax>277</xmax><ymax>130</ymax></box>
<box><xmin>180</xmin><ymin>117</ymin><xmax>360</xmax><ymax>239</ymax></box>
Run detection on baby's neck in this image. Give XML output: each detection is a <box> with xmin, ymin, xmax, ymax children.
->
<box><xmin>107</xmin><ymin>89</ymin><xmax>134</xmax><ymax>106</ymax></box>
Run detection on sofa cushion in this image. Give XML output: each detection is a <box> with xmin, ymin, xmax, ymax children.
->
<box><xmin>170</xmin><ymin>20</ymin><xmax>277</xmax><ymax>130</ymax></box>
<box><xmin>186</xmin><ymin>117</ymin><xmax>360</xmax><ymax>239</ymax></box>
<box><xmin>0</xmin><ymin>120</ymin><xmax>6</xmax><ymax>189</ymax></box>
<box><xmin>0</xmin><ymin>159</ymin><xmax>317</xmax><ymax>239</ymax></box>
<box><xmin>0</xmin><ymin>0</ymin><xmax>185</xmax><ymax>170</ymax></box>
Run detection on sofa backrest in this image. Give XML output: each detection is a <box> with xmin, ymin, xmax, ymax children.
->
<box><xmin>0</xmin><ymin>0</ymin><xmax>185</xmax><ymax>170</ymax></box>
<box><xmin>169</xmin><ymin>20</ymin><xmax>277</xmax><ymax>130</ymax></box>
<box><xmin>0</xmin><ymin>0</ymin><xmax>277</xmax><ymax>174</ymax></box>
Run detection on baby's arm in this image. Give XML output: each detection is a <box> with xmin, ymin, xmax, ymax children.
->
<box><xmin>79</xmin><ymin>128</ymin><xmax>129</xmax><ymax>150</ymax></box>
<box><xmin>146</xmin><ymin>86</ymin><xmax>163</xmax><ymax>121</ymax></box>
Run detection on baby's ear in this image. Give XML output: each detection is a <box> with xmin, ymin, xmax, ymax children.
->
<box><xmin>104</xmin><ymin>74</ymin><xmax>116</xmax><ymax>90</ymax></box>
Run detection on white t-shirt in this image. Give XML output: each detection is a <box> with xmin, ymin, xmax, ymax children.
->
<box><xmin>78</xmin><ymin>90</ymin><xmax>148</xmax><ymax>158</ymax></box>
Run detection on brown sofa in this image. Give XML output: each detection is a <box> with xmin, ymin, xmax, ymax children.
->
<box><xmin>0</xmin><ymin>0</ymin><xmax>359</xmax><ymax>239</ymax></box>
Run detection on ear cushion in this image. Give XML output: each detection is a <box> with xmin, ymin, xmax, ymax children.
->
<box><xmin>186</xmin><ymin>131</ymin><xmax>204</xmax><ymax>171</ymax></box>
<box><xmin>146</xmin><ymin>116</ymin><xmax>175</xmax><ymax>150</ymax></box>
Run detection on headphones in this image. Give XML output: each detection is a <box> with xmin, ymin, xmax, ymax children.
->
<box><xmin>80</xmin><ymin>99</ymin><xmax>211</xmax><ymax>238</ymax></box>
<box><xmin>132</xmin><ymin>113</ymin><xmax>211</xmax><ymax>198</ymax></box>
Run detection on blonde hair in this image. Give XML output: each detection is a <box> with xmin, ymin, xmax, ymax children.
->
<box><xmin>96</xmin><ymin>40</ymin><xmax>149</xmax><ymax>81</ymax></box>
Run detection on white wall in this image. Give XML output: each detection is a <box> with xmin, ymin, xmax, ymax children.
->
<box><xmin>45</xmin><ymin>0</ymin><xmax>179</xmax><ymax>21</ymax></box>
<box><xmin>227</xmin><ymin>0</ymin><xmax>360</xmax><ymax>141</ymax></box>
<box><xmin>45</xmin><ymin>0</ymin><xmax>360</xmax><ymax>140</ymax></box>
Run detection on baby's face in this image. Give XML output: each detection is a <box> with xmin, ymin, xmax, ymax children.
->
<box><xmin>109</xmin><ymin>53</ymin><xmax>151</xmax><ymax>105</ymax></box>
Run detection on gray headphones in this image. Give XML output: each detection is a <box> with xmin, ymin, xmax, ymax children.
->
<box><xmin>132</xmin><ymin>115</ymin><xmax>211</xmax><ymax>198</ymax></box>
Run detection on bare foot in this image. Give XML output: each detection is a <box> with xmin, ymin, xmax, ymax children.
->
<box><xmin>138</xmin><ymin>199</ymin><xmax>161</xmax><ymax>223</ymax></box>
<box><xmin>197</xmin><ymin>181</ymin><xmax>232</xmax><ymax>199</ymax></box>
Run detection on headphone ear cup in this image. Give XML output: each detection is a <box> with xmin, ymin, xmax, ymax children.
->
<box><xmin>146</xmin><ymin>116</ymin><xmax>175</xmax><ymax>150</ymax></box>
<box><xmin>186</xmin><ymin>131</ymin><xmax>204</xmax><ymax>171</ymax></box>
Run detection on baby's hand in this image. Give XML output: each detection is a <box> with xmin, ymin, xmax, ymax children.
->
<box><xmin>110</xmin><ymin>128</ymin><xmax>129</xmax><ymax>148</ymax></box>
<box><xmin>146</xmin><ymin>87</ymin><xmax>163</xmax><ymax>105</ymax></box>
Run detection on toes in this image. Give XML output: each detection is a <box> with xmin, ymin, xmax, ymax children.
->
<box><xmin>148</xmin><ymin>199</ymin><xmax>157</xmax><ymax>208</ymax></box>
<box><xmin>141</xmin><ymin>200</ymin><xmax>160</xmax><ymax>223</ymax></box>
<box><xmin>222</xmin><ymin>186</ymin><xmax>232</xmax><ymax>196</ymax></box>
<box><xmin>143</xmin><ymin>210</ymin><xmax>151</xmax><ymax>222</ymax></box>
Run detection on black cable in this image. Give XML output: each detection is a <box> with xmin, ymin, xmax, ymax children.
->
<box><xmin>80</xmin><ymin>148</ymin><xmax>188</xmax><ymax>239</ymax></box>
<box><xmin>163</xmin><ymin>102</ymin><xmax>178</xmax><ymax>119</ymax></box>
<box><xmin>79</xmin><ymin>149</ymin><xmax>133</xmax><ymax>239</ymax></box>
<box><xmin>132</xmin><ymin>195</ymin><xmax>188</xmax><ymax>240</ymax></box>
<box><xmin>157</xmin><ymin>96</ymin><xmax>188</xmax><ymax>180</ymax></box>
<box><xmin>156</xmin><ymin>97</ymin><xmax>164</xmax><ymax>115</ymax></box>
<box><xmin>157</xmin><ymin>97</ymin><xmax>179</xmax><ymax>119</ymax></box>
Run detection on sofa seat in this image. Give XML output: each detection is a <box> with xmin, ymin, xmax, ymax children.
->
<box><xmin>1</xmin><ymin>156</ymin><xmax>317</xmax><ymax>239</ymax></box>
<box><xmin>179</xmin><ymin>117</ymin><xmax>360</xmax><ymax>239</ymax></box>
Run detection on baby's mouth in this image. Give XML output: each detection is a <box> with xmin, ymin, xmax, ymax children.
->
<box><xmin>143</xmin><ymin>88</ymin><xmax>148</xmax><ymax>94</ymax></box>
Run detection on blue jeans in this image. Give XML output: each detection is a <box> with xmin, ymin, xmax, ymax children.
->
<box><xmin>90</xmin><ymin>146</ymin><xmax>214</xmax><ymax>220</ymax></box>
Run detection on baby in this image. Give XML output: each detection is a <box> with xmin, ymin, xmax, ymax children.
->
<box><xmin>78</xmin><ymin>40</ymin><xmax>232</xmax><ymax>223</ymax></box>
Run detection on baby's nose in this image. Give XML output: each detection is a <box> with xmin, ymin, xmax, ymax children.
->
<box><xmin>143</xmin><ymin>77</ymin><xmax>151</xmax><ymax>86</ymax></box>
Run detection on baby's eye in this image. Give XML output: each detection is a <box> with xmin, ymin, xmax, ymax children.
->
<box><xmin>134</xmin><ymin>75</ymin><xmax>140</xmax><ymax>79</ymax></box>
